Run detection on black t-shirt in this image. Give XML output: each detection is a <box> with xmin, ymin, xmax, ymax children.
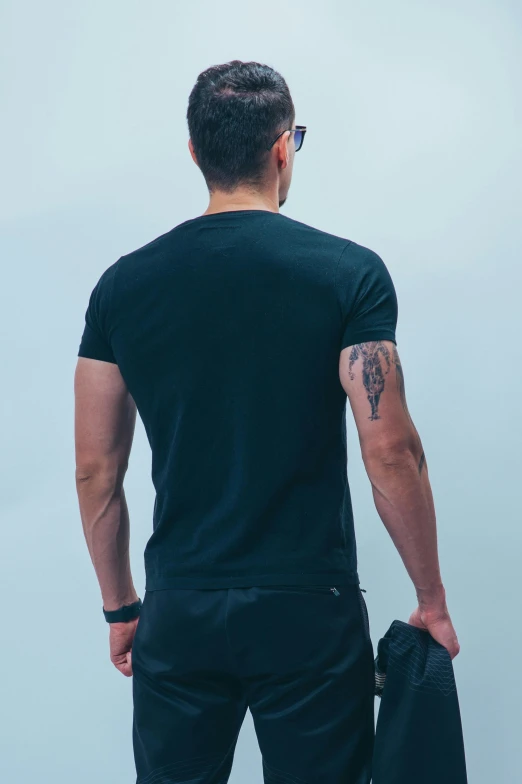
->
<box><xmin>78</xmin><ymin>209</ymin><xmax>398</xmax><ymax>589</ymax></box>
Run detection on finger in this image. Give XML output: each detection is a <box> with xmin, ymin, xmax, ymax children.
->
<box><xmin>450</xmin><ymin>640</ymin><xmax>461</xmax><ymax>660</ymax></box>
<box><xmin>407</xmin><ymin>614</ymin><xmax>427</xmax><ymax>630</ymax></box>
<box><xmin>114</xmin><ymin>661</ymin><xmax>133</xmax><ymax>677</ymax></box>
<box><xmin>111</xmin><ymin>650</ymin><xmax>133</xmax><ymax>677</ymax></box>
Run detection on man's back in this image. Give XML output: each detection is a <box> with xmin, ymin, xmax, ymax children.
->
<box><xmin>74</xmin><ymin>61</ymin><xmax>460</xmax><ymax>784</ymax></box>
<box><xmin>78</xmin><ymin>208</ymin><xmax>397</xmax><ymax>589</ymax></box>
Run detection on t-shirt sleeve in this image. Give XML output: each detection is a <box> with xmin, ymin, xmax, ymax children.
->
<box><xmin>77</xmin><ymin>261</ymin><xmax>119</xmax><ymax>364</ymax></box>
<box><xmin>336</xmin><ymin>242</ymin><xmax>398</xmax><ymax>350</ymax></box>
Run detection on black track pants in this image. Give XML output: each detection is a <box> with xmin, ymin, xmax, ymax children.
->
<box><xmin>131</xmin><ymin>584</ymin><xmax>375</xmax><ymax>784</ymax></box>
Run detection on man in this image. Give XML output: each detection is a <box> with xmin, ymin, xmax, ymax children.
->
<box><xmin>74</xmin><ymin>59</ymin><xmax>460</xmax><ymax>784</ymax></box>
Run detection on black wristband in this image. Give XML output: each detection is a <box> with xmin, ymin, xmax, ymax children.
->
<box><xmin>103</xmin><ymin>598</ymin><xmax>142</xmax><ymax>623</ymax></box>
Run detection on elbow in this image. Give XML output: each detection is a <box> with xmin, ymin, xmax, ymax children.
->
<box><xmin>362</xmin><ymin>432</ymin><xmax>420</xmax><ymax>472</ymax></box>
<box><xmin>75</xmin><ymin>459</ymin><xmax>127</xmax><ymax>486</ymax></box>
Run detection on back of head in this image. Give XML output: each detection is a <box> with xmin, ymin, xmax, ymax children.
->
<box><xmin>186</xmin><ymin>60</ymin><xmax>295</xmax><ymax>193</ymax></box>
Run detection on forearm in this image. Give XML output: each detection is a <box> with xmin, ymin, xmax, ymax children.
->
<box><xmin>364</xmin><ymin>445</ymin><xmax>445</xmax><ymax>607</ymax></box>
<box><xmin>75</xmin><ymin>471</ymin><xmax>139</xmax><ymax>611</ymax></box>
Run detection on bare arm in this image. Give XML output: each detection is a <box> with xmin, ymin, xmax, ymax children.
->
<box><xmin>340</xmin><ymin>340</ymin><xmax>460</xmax><ymax>658</ymax></box>
<box><xmin>74</xmin><ymin>357</ymin><xmax>139</xmax><ymax>614</ymax></box>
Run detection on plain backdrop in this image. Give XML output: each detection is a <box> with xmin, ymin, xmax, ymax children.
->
<box><xmin>1</xmin><ymin>1</ymin><xmax>521</xmax><ymax>782</ymax></box>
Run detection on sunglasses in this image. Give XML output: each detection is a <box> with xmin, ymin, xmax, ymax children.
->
<box><xmin>266</xmin><ymin>125</ymin><xmax>307</xmax><ymax>153</ymax></box>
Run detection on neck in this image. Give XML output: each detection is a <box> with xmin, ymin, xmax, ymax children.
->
<box><xmin>202</xmin><ymin>186</ymin><xmax>280</xmax><ymax>216</ymax></box>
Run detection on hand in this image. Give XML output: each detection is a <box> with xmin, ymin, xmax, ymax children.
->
<box><xmin>109</xmin><ymin>616</ymin><xmax>140</xmax><ymax>676</ymax></box>
<box><xmin>408</xmin><ymin>602</ymin><xmax>460</xmax><ymax>660</ymax></box>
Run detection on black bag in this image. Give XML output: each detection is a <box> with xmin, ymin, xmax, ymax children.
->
<box><xmin>373</xmin><ymin>620</ymin><xmax>468</xmax><ymax>784</ymax></box>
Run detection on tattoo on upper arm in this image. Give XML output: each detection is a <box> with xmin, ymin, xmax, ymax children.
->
<box><xmin>348</xmin><ymin>341</ymin><xmax>428</xmax><ymax>472</ymax></box>
<box><xmin>348</xmin><ymin>341</ymin><xmax>392</xmax><ymax>420</ymax></box>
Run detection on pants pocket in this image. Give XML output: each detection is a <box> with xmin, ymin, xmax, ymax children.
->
<box><xmin>357</xmin><ymin>587</ymin><xmax>371</xmax><ymax>641</ymax></box>
<box><xmin>263</xmin><ymin>585</ymin><xmax>341</xmax><ymax>596</ymax></box>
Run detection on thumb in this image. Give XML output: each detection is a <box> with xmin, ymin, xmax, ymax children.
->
<box><xmin>407</xmin><ymin>608</ymin><xmax>427</xmax><ymax>630</ymax></box>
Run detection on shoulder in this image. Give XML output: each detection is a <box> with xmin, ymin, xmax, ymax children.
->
<box><xmin>336</xmin><ymin>240</ymin><xmax>394</xmax><ymax>287</ymax></box>
<box><xmin>275</xmin><ymin>213</ymin><xmax>350</xmax><ymax>251</ymax></box>
<box><xmin>115</xmin><ymin>227</ymin><xmax>176</xmax><ymax>279</ymax></box>
<box><xmin>275</xmin><ymin>217</ymin><xmax>388</xmax><ymax>271</ymax></box>
<box><xmin>338</xmin><ymin>239</ymin><xmax>385</xmax><ymax>267</ymax></box>
<box><xmin>87</xmin><ymin>259</ymin><xmax>120</xmax><ymax>301</ymax></box>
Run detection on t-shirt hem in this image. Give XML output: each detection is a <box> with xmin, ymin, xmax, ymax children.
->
<box><xmin>341</xmin><ymin>329</ymin><xmax>397</xmax><ymax>350</ymax></box>
<box><xmin>145</xmin><ymin>569</ymin><xmax>360</xmax><ymax>590</ymax></box>
<box><xmin>77</xmin><ymin>348</ymin><xmax>118</xmax><ymax>364</ymax></box>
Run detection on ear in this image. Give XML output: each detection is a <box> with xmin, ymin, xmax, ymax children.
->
<box><xmin>276</xmin><ymin>132</ymin><xmax>291</xmax><ymax>169</ymax></box>
<box><xmin>188</xmin><ymin>138</ymin><xmax>198</xmax><ymax>165</ymax></box>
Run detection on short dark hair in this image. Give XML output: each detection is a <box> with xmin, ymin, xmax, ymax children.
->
<box><xmin>186</xmin><ymin>60</ymin><xmax>295</xmax><ymax>192</ymax></box>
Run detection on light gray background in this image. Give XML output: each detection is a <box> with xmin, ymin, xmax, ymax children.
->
<box><xmin>1</xmin><ymin>1</ymin><xmax>520</xmax><ymax>782</ymax></box>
